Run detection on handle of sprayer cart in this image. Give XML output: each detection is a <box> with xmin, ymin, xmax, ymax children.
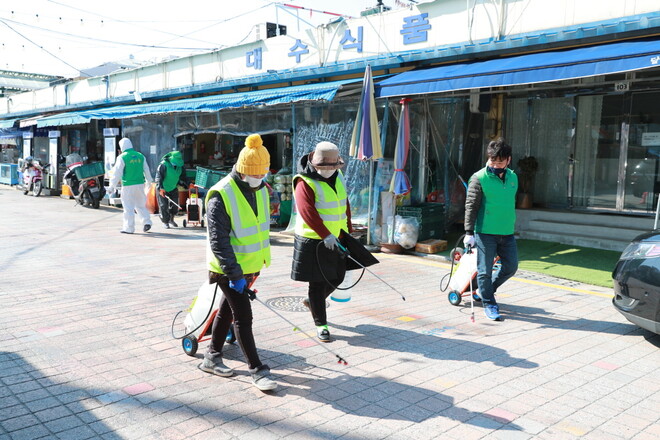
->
<box><xmin>243</xmin><ymin>287</ymin><xmax>257</xmax><ymax>301</ymax></box>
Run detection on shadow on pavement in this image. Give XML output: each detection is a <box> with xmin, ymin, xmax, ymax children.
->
<box><xmin>279</xmin><ymin>372</ymin><xmax>523</xmax><ymax>430</ymax></box>
<box><xmin>0</xmin><ymin>351</ymin><xmax>120</xmax><ymax>439</ymax></box>
<box><xmin>331</xmin><ymin>323</ymin><xmax>539</xmax><ymax>369</ymax></box>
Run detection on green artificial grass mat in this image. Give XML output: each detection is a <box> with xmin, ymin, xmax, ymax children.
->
<box><xmin>436</xmin><ymin>231</ymin><xmax>620</xmax><ymax>288</ymax></box>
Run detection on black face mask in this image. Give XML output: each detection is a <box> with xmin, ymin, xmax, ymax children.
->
<box><xmin>487</xmin><ymin>166</ymin><xmax>507</xmax><ymax>175</ymax></box>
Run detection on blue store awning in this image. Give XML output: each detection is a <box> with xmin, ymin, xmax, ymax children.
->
<box><xmin>0</xmin><ymin>119</ymin><xmax>17</xmax><ymax>129</ymax></box>
<box><xmin>377</xmin><ymin>39</ymin><xmax>660</xmax><ymax>97</ymax></box>
<box><xmin>37</xmin><ymin>79</ymin><xmax>355</xmax><ymax>128</ymax></box>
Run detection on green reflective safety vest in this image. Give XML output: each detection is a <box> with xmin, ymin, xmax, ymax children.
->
<box><xmin>120</xmin><ymin>149</ymin><xmax>146</xmax><ymax>186</ymax></box>
<box><xmin>161</xmin><ymin>160</ymin><xmax>182</xmax><ymax>192</ymax></box>
<box><xmin>293</xmin><ymin>172</ymin><xmax>348</xmax><ymax>239</ymax></box>
<box><xmin>473</xmin><ymin>167</ymin><xmax>518</xmax><ymax>235</ymax></box>
<box><xmin>205</xmin><ymin>175</ymin><xmax>271</xmax><ymax>275</ymax></box>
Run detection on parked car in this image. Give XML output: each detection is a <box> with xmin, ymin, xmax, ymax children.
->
<box><xmin>612</xmin><ymin>230</ymin><xmax>660</xmax><ymax>335</ymax></box>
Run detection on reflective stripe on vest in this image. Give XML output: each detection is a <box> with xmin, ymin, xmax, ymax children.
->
<box><xmin>205</xmin><ymin>175</ymin><xmax>271</xmax><ymax>274</ymax></box>
<box><xmin>120</xmin><ymin>149</ymin><xmax>146</xmax><ymax>186</ymax></box>
<box><xmin>294</xmin><ymin>172</ymin><xmax>348</xmax><ymax>239</ymax></box>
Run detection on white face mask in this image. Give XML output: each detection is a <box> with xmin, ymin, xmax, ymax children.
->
<box><xmin>243</xmin><ymin>175</ymin><xmax>263</xmax><ymax>188</ymax></box>
<box><xmin>317</xmin><ymin>169</ymin><xmax>336</xmax><ymax>179</ymax></box>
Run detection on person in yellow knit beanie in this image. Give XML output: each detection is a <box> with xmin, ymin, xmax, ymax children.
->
<box><xmin>200</xmin><ymin>134</ymin><xmax>277</xmax><ymax>392</ymax></box>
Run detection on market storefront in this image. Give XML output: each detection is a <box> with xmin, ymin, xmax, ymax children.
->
<box><xmin>378</xmin><ymin>38</ymin><xmax>660</xmax><ymax>224</ymax></box>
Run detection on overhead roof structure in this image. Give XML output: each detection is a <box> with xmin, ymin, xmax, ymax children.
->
<box><xmin>0</xmin><ymin>70</ymin><xmax>62</xmax><ymax>97</ymax></box>
<box><xmin>35</xmin><ymin>79</ymin><xmax>359</xmax><ymax>128</ymax></box>
<box><xmin>377</xmin><ymin>39</ymin><xmax>660</xmax><ymax>97</ymax></box>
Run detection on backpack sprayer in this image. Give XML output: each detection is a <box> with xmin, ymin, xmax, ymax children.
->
<box><xmin>171</xmin><ymin>279</ymin><xmax>349</xmax><ymax>365</ymax></box>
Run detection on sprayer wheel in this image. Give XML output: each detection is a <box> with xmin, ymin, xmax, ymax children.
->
<box><xmin>448</xmin><ymin>291</ymin><xmax>462</xmax><ymax>306</ymax></box>
<box><xmin>182</xmin><ymin>335</ymin><xmax>198</xmax><ymax>356</ymax></box>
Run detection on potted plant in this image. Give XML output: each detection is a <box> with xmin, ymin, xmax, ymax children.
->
<box><xmin>517</xmin><ymin>156</ymin><xmax>539</xmax><ymax>209</ymax></box>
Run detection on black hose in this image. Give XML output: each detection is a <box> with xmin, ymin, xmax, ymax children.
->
<box><xmin>170</xmin><ymin>282</ymin><xmax>219</xmax><ymax>340</ymax></box>
<box><xmin>315</xmin><ymin>240</ymin><xmax>365</xmax><ymax>290</ymax></box>
<box><xmin>440</xmin><ymin>233</ymin><xmax>467</xmax><ymax>292</ymax></box>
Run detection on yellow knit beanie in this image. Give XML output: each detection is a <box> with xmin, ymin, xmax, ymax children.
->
<box><xmin>236</xmin><ymin>134</ymin><xmax>270</xmax><ymax>175</ymax></box>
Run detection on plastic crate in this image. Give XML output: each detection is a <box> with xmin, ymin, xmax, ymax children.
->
<box><xmin>195</xmin><ymin>166</ymin><xmax>228</xmax><ymax>189</ymax></box>
<box><xmin>396</xmin><ymin>203</ymin><xmax>445</xmax><ymax>241</ymax></box>
<box><xmin>73</xmin><ymin>162</ymin><xmax>105</xmax><ymax>180</ymax></box>
<box><xmin>185</xmin><ymin>168</ymin><xmax>197</xmax><ymax>182</ymax></box>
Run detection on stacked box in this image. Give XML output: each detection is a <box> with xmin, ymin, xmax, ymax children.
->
<box><xmin>73</xmin><ymin>162</ymin><xmax>105</xmax><ymax>180</ymax></box>
<box><xmin>396</xmin><ymin>203</ymin><xmax>445</xmax><ymax>241</ymax></box>
<box><xmin>195</xmin><ymin>167</ymin><xmax>228</xmax><ymax>189</ymax></box>
<box><xmin>415</xmin><ymin>239</ymin><xmax>448</xmax><ymax>254</ymax></box>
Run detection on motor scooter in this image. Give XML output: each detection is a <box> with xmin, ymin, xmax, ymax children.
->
<box><xmin>63</xmin><ymin>153</ymin><xmax>105</xmax><ymax>209</ymax></box>
<box><xmin>18</xmin><ymin>157</ymin><xmax>48</xmax><ymax>197</ymax></box>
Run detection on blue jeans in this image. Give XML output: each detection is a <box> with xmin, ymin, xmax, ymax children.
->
<box><xmin>475</xmin><ymin>233</ymin><xmax>518</xmax><ymax>306</ymax></box>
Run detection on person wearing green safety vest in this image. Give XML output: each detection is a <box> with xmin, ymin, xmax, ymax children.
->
<box><xmin>464</xmin><ymin>138</ymin><xmax>519</xmax><ymax>322</ymax></box>
<box><xmin>107</xmin><ymin>138</ymin><xmax>153</xmax><ymax>234</ymax></box>
<box><xmin>199</xmin><ymin>133</ymin><xmax>277</xmax><ymax>392</ymax></box>
<box><xmin>155</xmin><ymin>150</ymin><xmax>188</xmax><ymax>229</ymax></box>
<box><xmin>291</xmin><ymin>142</ymin><xmax>353</xmax><ymax>343</ymax></box>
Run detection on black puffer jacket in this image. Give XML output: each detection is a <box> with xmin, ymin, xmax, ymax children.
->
<box><xmin>290</xmin><ymin>154</ymin><xmax>347</xmax><ymax>283</ymax></box>
<box><xmin>207</xmin><ymin>167</ymin><xmax>265</xmax><ymax>281</ymax></box>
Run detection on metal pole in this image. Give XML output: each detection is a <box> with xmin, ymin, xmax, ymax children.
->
<box><xmin>367</xmin><ymin>160</ymin><xmax>373</xmax><ymax>245</ymax></box>
<box><xmin>654</xmin><ymin>194</ymin><xmax>659</xmax><ymax>230</ymax></box>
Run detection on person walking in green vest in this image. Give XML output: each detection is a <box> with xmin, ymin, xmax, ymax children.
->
<box><xmin>291</xmin><ymin>142</ymin><xmax>352</xmax><ymax>342</ymax></box>
<box><xmin>107</xmin><ymin>138</ymin><xmax>153</xmax><ymax>234</ymax></box>
<box><xmin>200</xmin><ymin>134</ymin><xmax>277</xmax><ymax>392</ymax></box>
<box><xmin>464</xmin><ymin>138</ymin><xmax>519</xmax><ymax>321</ymax></box>
<box><xmin>155</xmin><ymin>151</ymin><xmax>188</xmax><ymax>229</ymax></box>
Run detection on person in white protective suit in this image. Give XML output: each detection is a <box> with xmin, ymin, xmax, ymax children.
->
<box><xmin>107</xmin><ymin>138</ymin><xmax>154</xmax><ymax>234</ymax></box>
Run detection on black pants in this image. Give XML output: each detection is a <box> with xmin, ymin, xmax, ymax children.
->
<box><xmin>207</xmin><ymin>272</ymin><xmax>265</xmax><ymax>373</ymax></box>
<box><xmin>157</xmin><ymin>188</ymin><xmax>179</xmax><ymax>224</ymax></box>
<box><xmin>308</xmin><ymin>277</ymin><xmax>343</xmax><ymax>327</ymax></box>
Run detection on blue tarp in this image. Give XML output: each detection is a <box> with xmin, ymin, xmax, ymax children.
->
<box><xmin>37</xmin><ymin>79</ymin><xmax>355</xmax><ymax>128</ymax></box>
<box><xmin>377</xmin><ymin>39</ymin><xmax>660</xmax><ymax>97</ymax></box>
<box><xmin>0</xmin><ymin>119</ymin><xmax>16</xmax><ymax>129</ymax></box>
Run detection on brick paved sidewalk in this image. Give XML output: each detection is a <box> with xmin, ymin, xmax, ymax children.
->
<box><xmin>0</xmin><ymin>186</ymin><xmax>658</xmax><ymax>440</ymax></box>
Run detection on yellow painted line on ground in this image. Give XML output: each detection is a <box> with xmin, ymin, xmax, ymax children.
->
<box><xmin>396</xmin><ymin>316</ymin><xmax>417</xmax><ymax>322</ymax></box>
<box><xmin>377</xmin><ymin>252</ymin><xmax>613</xmax><ymax>298</ymax></box>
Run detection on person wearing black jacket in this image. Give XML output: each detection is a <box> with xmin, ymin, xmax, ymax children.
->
<box><xmin>155</xmin><ymin>151</ymin><xmax>188</xmax><ymax>229</ymax></box>
<box><xmin>291</xmin><ymin>142</ymin><xmax>352</xmax><ymax>342</ymax></box>
<box><xmin>200</xmin><ymin>134</ymin><xmax>277</xmax><ymax>392</ymax></box>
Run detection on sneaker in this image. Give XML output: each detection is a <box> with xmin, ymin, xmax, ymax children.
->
<box><xmin>163</xmin><ymin>222</ymin><xmax>170</xmax><ymax>229</ymax></box>
<box><xmin>143</xmin><ymin>224</ymin><xmax>152</xmax><ymax>233</ymax></box>
<box><xmin>251</xmin><ymin>369</ymin><xmax>277</xmax><ymax>391</ymax></box>
<box><xmin>120</xmin><ymin>230</ymin><xmax>134</xmax><ymax>234</ymax></box>
<box><xmin>199</xmin><ymin>354</ymin><xmax>234</xmax><ymax>377</ymax></box>
<box><xmin>225</xmin><ymin>324</ymin><xmax>236</xmax><ymax>344</ymax></box>
<box><xmin>472</xmin><ymin>289</ymin><xmax>482</xmax><ymax>302</ymax></box>
<box><xmin>484</xmin><ymin>304</ymin><xmax>503</xmax><ymax>321</ymax></box>
<box><xmin>169</xmin><ymin>220</ymin><xmax>178</xmax><ymax>228</ymax></box>
<box><xmin>317</xmin><ymin>326</ymin><xmax>331</xmax><ymax>342</ymax></box>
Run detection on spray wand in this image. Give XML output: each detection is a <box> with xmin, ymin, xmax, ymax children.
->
<box><xmin>336</xmin><ymin>242</ymin><xmax>406</xmax><ymax>301</ymax></box>
<box><xmin>244</xmin><ymin>287</ymin><xmax>348</xmax><ymax>365</ymax></box>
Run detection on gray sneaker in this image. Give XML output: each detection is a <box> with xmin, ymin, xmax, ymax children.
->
<box><xmin>199</xmin><ymin>354</ymin><xmax>233</xmax><ymax>377</ymax></box>
<box><xmin>251</xmin><ymin>369</ymin><xmax>277</xmax><ymax>391</ymax></box>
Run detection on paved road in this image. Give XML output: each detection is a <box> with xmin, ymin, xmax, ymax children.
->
<box><xmin>1</xmin><ymin>186</ymin><xmax>658</xmax><ymax>440</ymax></box>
